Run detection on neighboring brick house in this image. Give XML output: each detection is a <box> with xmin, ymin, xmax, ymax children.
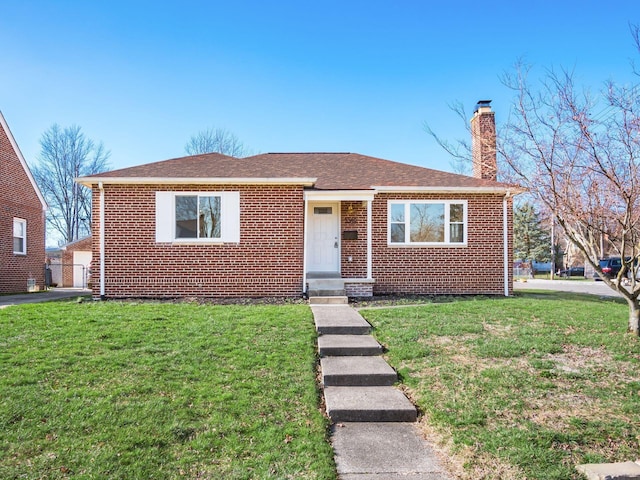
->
<box><xmin>77</xmin><ymin>101</ymin><xmax>519</xmax><ymax>299</ymax></box>
<box><xmin>58</xmin><ymin>236</ymin><xmax>92</xmax><ymax>287</ymax></box>
<box><xmin>0</xmin><ymin>111</ymin><xmax>47</xmax><ymax>293</ymax></box>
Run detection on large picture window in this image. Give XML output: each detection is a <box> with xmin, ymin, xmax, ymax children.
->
<box><xmin>388</xmin><ymin>200</ymin><xmax>466</xmax><ymax>245</ymax></box>
<box><xmin>13</xmin><ymin>218</ymin><xmax>27</xmax><ymax>254</ymax></box>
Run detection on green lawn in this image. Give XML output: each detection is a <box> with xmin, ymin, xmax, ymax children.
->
<box><xmin>361</xmin><ymin>292</ymin><xmax>640</xmax><ymax>480</ymax></box>
<box><xmin>0</xmin><ymin>301</ymin><xmax>335</xmax><ymax>479</ymax></box>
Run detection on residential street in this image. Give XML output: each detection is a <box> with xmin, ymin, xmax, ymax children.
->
<box><xmin>514</xmin><ymin>279</ymin><xmax>622</xmax><ymax>298</ymax></box>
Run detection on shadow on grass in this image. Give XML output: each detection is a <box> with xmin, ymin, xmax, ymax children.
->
<box><xmin>353</xmin><ymin>290</ymin><xmax>627</xmax><ymax>310</ymax></box>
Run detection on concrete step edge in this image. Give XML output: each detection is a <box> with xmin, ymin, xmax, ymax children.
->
<box><xmin>324</xmin><ymin>386</ymin><xmax>417</xmax><ymax>423</ymax></box>
<box><xmin>309</xmin><ymin>296</ymin><xmax>348</xmax><ymax>305</ymax></box>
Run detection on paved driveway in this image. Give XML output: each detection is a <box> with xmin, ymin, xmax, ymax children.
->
<box><xmin>514</xmin><ymin>279</ymin><xmax>622</xmax><ymax>298</ymax></box>
<box><xmin>0</xmin><ymin>288</ymin><xmax>91</xmax><ymax>308</ymax></box>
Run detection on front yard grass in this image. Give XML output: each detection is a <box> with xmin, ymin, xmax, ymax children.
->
<box><xmin>361</xmin><ymin>292</ymin><xmax>640</xmax><ymax>480</ymax></box>
<box><xmin>0</xmin><ymin>301</ymin><xmax>335</xmax><ymax>479</ymax></box>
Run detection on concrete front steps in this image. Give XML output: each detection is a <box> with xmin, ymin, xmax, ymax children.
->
<box><xmin>308</xmin><ymin>278</ymin><xmax>348</xmax><ymax>305</ymax></box>
<box><xmin>312</xmin><ymin>304</ymin><xmax>417</xmax><ymax>423</ymax></box>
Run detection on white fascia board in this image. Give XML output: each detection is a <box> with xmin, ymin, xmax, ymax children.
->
<box><xmin>304</xmin><ymin>190</ymin><xmax>375</xmax><ymax>201</ymax></box>
<box><xmin>75</xmin><ymin>177</ymin><xmax>318</xmax><ymax>187</ymax></box>
<box><xmin>372</xmin><ymin>185</ymin><xmax>520</xmax><ymax>195</ymax></box>
<box><xmin>0</xmin><ymin>111</ymin><xmax>48</xmax><ymax>210</ymax></box>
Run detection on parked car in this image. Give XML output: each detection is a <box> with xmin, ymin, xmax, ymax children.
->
<box><xmin>531</xmin><ymin>261</ymin><xmax>552</xmax><ymax>274</ymax></box>
<box><xmin>593</xmin><ymin>257</ymin><xmax>623</xmax><ymax>281</ymax></box>
<box><xmin>558</xmin><ymin>266</ymin><xmax>585</xmax><ymax>277</ymax></box>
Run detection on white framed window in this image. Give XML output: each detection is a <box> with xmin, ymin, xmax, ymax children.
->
<box><xmin>13</xmin><ymin>218</ymin><xmax>27</xmax><ymax>254</ymax></box>
<box><xmin>175</xmin><ymin>194</ymin><xmax>222</xmax><ymax>239</ymax></box>
<box><xmin>388</xmin><ymin>200</ymin><xmax>467</xmax><ymax>245</ymax></box>
<box><xmin>155</xmin><ymin>191</ymin><xmax>240</xmax><ymax>243</ymax></box>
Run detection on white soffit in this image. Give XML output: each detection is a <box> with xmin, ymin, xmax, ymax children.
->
<box><xmin>372</xmin><ymin>185</ymin><xmax>517</xmax><ymax>194</ymax></box>
<box><xmin>304</xmin><ymin>190</ymin><xmax>375</xmax><ymax>201</ymax></box>
<box><xmin>75</xmin><ymin>177</ymin><xmax>318</xmax><ymax>187</ymax></box>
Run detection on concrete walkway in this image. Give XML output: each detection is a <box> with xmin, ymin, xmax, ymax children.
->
<box><xmin>0</xmin><ymin>287</ymin><xmax>91</xmax><ymax>308</ymax></box>
<box><xmin>311</xmin><ymin>304</ymin><xmax>451</xmax><ymax>479</ymax></box>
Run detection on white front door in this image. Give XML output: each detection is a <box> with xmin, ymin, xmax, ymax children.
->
<box><xmin>307</xmin><ymin>202</ymin><xmax>340</xmax><ymax>273</ymax></box>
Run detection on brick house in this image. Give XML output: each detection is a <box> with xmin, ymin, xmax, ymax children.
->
<box><xmin>46</xmin><ymin>236</ymin><xmax>92</xmax><ymax>288</ymax></box>
<box><xmin>0</xmin><ymin>111</ymin><xmax>47</xmax><ymax>293</ymax></box>
<box><xmin>77</xmin><ymin>102</ymin><xmax>518</xmax><ymax>299</ymax></box>
<box><xmin>61</xmin><ymin>236</ymin><xmax>92</xmax><ymax>288</ymax></box>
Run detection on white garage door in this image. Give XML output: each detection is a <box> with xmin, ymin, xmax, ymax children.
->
<box><xmin>73</xmin><ymin>251</ymin><xmax>92</xmax><ymax>288</ymax></box>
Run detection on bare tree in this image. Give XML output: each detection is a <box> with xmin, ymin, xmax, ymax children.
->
<box><xmin>185</xmin><ymin>127</ymin><xmax>248</xmax><ymax>157</ymax></box>
<box><xmin>500</xmin><ymin>58</ymin><xmax>640</xmax><ymax>334</ymax></box>
<box><xmin>32</xmin><ymin>124</ymin><xmax>110</xmax><ymax>244</ymax></box>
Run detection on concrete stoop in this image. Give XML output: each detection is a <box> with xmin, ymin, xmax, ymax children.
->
<box><xmin>577</xmin><ymin>461</ymin><xmax>640</xmax><ymax>480</ymax></box>
<box><xmin>308</xmin><ymin>279</ymin><xmax>348</xmax><ymax>305</ymax></box>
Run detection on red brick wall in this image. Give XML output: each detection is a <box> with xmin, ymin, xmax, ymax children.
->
<box><xmin>90</xmin><ymin>185</ymin><xmax>512</xmax><ymax>299</ymax></box>
<box><xmin>91</xmin><ymin>184</ymin><xmax>305</xmax><ymax>298</ymax></box>
<box><xmin>471</xmin><ymin>108</ymin><xmax>497</xmax><ymax>181</ymax></box>
<box><xmin>367</xmin><ymin>193</ymin><xmax>513</xmax><ymax>296</ymax></box>
<box><xmin>340</xmin><ymin>200</ymin><xmax>368</xmax><ymax>278</ymax></box>
<box><xmin>0</xmin><ymin>121</ymin><xmax>45</xmax><ymax>293</ymax></box>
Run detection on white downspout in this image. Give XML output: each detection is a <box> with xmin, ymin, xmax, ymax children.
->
<box><xmin>302</xmin><ymin>197</ymin><xmax>308</xmax><ymax>296</ymax></box>
<box><xmin>367</xmin><ymin>199</ymin><xmax>372</xmax><ymax>279</ymax></box>
<box><xmin>99</xmin><ymin>182</ymin><xmax>106</xmax><ymax>300</ymax></box>
<box><xmin>503</xmin><ymin>191</ymin><xmax>511</xmax><ymax>297</ymax></box>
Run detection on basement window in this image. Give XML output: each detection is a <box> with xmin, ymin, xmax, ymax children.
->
<box><xmin>388</xmin><ymin>200</ymin><xmax>467</xmax><ymax>245</ymax></box>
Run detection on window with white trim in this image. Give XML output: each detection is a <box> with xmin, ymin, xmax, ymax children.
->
<box><xmin>13</xmin><ymin>218</ymin><xmax>27</xmax><ymax>254</ymax></box>
<box><xmin>388</xmin><ymin>200</ymin><xmax>467</xmax><ymax>245</ymax></box>
<box><xmin>175</xmin><ymin>195</ymin><xmax>221</xmax><ymax>239</ymax></box>
<box><xmin>155</xmin><ymin>192</ymin><xmax>240</xmax><ymax>243</ymax></box>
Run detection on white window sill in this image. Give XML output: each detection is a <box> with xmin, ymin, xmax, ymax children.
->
<box><xmin>170</xmin><ymin>240</ymin><xmax>227</xmax><ymax>245</ymax></box>
<box><xmin>387</xmin><ymin>243</ymin><xmax>467</xmax><ymax>248</ymax></box>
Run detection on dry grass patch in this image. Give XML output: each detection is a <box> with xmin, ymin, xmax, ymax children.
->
<box><xmin>363</xmin><ymin>293</ymin><xmax>640</xmax><ymax>480</ymax></box>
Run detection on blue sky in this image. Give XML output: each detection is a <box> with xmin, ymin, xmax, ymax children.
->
<box><xmin>1</xmin><ymin>1</ymin><xmax>638</xmax><ymax>172</ymax></box>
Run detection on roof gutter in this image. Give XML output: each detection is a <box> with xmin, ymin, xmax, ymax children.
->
<box><xmin>372</xmin><ymin>185</ymin><xmax>522</xmax><ymax>194</ymax></box>
<box><xmin>75</xmin><ymin>177</ymin><xmax>318</xmax><ymax>188</ymax></box>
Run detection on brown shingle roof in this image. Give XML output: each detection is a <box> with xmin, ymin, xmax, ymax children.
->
<box><xmin>78</xmin><ymin>152</ymin><xmax>514</xmax><ymax>191</ymax></box>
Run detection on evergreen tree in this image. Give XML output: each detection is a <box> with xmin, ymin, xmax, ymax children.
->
<box><xmin>514</xmin><ymin>202</ymin><xmax>550</xmax><ymax>263</ymax></box>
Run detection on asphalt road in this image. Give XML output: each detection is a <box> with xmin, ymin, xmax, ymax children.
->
<box><xmin>0</xmin><ymin>287</ymin><xmax>91</xmax><ymax>308</ymax></box>
<box><xmin>513</xmin><ymin>278</ymin><xmax>623</xmax><ymax>297</ymax></box>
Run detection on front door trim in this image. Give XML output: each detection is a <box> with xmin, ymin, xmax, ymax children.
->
<box><xmin>306</xmin><ymin>201</ymin><xmax>340</xmax><ymax>274</ymax></box>
<box><xmin>302</xmin><ymin>190</ymin><xmax>375</xmax><ymax>294</ymax></box>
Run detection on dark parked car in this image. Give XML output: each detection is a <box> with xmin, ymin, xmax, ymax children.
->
<box><xmin>558</xmin><ymin>266</ymin><xmax>585</xmax><ymax>277</ymax></box>
<box><xmin>593</xmin><ymin>257</ymin><xmax>623</xmax><ymax>281</ymax></box>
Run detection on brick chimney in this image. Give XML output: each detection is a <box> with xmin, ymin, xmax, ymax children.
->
<box><xmin>471</xmin><ymin>100</ymin><xmax>497</xmax><ymax>181</ymax></box>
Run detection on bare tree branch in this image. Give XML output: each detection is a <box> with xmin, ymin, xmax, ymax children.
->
<box><xmin>424</xmin><ymin>101</ymin><xmax>472</xmax><ymax>175</ymax></box>
<box><xmin>185</xmin><ymin>127</ymin><xmax>249</xmax><ymax>157</ymax></box>
<box><xmin>499</xmin><ymin>59</ymin><xmax>640</xmax><ymax>334</ymax></box>
<box><xmin>32</xmin><ymin>124</ymin><xmax>110</xmax><ymax>245</ymax></box>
